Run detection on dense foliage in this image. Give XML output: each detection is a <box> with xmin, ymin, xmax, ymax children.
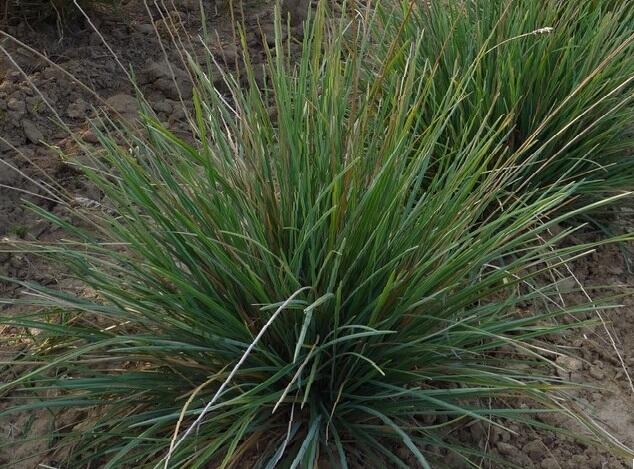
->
<box><xmin>383</xmin><ymin>0</ymin><xmax>634</xmax><ymax>196</ymax></box>
<box><xmin>1</xmin><ymin>1</ymin><xmax>633</xmax><ymax>467</ymax></box>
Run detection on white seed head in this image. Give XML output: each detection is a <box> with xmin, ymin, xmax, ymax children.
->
<box><xmin>533</xmin><ymin>27</ymin><xmax>554</xmax><ymax>35</ymax></box>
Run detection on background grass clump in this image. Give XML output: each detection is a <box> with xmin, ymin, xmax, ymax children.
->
<box><xmin>1</xmin><ymin>2</ymin><xmax>633</xmax><ymax>468</ymax></box>
<box><xmin>381</xmin><ymin>0</ymin><xmax>634</xmax><ymax>198</ymax></box>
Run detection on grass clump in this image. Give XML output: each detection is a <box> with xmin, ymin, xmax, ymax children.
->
<box><xmin>382</xmin><ymin>0</ymin><xmax>634</xmax><ymax>197</ymax></box>
<box><xmin>1</xmin><ymin>3</ymin><xmax>633</xmax><ymax>467</ymax></box>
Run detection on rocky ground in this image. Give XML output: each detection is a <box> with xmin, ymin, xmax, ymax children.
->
<box><xmin>0</xmin><ymin>1</ymin><xmax>632</xmax><ymax>467</ymax></box>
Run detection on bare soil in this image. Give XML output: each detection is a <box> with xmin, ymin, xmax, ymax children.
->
<box><xmin>0</xmin><ymin>2</ymin><xmax>632</xmax><ymax>467</ymax></box>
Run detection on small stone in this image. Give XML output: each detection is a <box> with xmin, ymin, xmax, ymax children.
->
<box><xmin>7</xmin><ymin>96</ymin><xmax>25</xmax><ymax>113</ymax></box>
<box><xmin>168</xmin><ymin>100</ymin><xmax>185</xmax><ymax>121</ymax></box>
<box><xmin>153</xmin><ymin>78</ymin><xmax>178</xmax><ymax>100</ymax></box>
<box><xmin>498</xmin><ymin>429</ymin><xmax>512</xmax><ymax>442</ymax></box>
<box><xmin>571</xmin><ymin>454</ymin><xmax>587</xmax><ymax>466</ymax></box>
<box><xmin>469</xmin><ymin>421</ymin><xmax>485</xmax><ymax>441</ymax></box>
<box><xmin>522</xmin><ymin>440</ymin><xmax>546</xmax><ymax>461</ymax></box>
<box><xmin>23</xmin><ymin>119</ymin><xmax>44</xmax><ymax>144</ymax></box>
<box><xmin>20</xmin><ymin>85</ymin><xmax>33</xmax><ymax>96</ymax></box>
<box><xmin>557</xmin><ymin>276</ymin><xmax>577</xmax><ymax>291</ymax></box>
<box><xmin>82</xmin><ymin>129</ymin><xmax>100</xmax><ymax>144</ymax></box>
<box><xmin>152</xmin><ymin>100</ymin><xmax>173</xmax><ymax>114</ymax></box>
<box><xmin>541</xmin><ymin>458</ymin><xmax>558</xmax><ymax>469</ymax></box>
<box><xmin>589</xmin><ymin>366</ymin><xmax>605</xmax><ymax>380</ymax></box>
<box><xmin>105</xmin><ymin>94</ymin><xmax>138</xmax><ymax>116</ymax></box>
<box><xmin>42</xmin><ymin>66</ymin><xmax>62</xmax><ymax>81</ymax></box>
<box><xmin>141</xmin><ymin>60</ymin><xmax>179</xmax><ymax>83</ymax></box>
<box><xmin>496</xmin><ymin>442</ymin><xmax>517</xmax><ymax>457</ymax></box>
<box><xmin>555</xmin><ymin>355</ymin><xmax>583</xmax><ymax>378</ymax></box>
<box><xmin>141</xmin><ymin>61</ymin><xmax>193</xmax><ymax>99</ymax></box>
<box><xmin>213</xmin><ymin>42</ymin><xmax>240</xmax><ymax>65</ymax></box>
<box><xmin>66</xmin><ymin>99</ymin><xmax>89</xmax><ymax>119</ymax></box>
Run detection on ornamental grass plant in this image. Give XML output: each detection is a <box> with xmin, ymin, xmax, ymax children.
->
<box><xmin>1</xmin><ymin>1</ymin><xmax>633</xmax><ymax>467</ymax></box>
<box><xmin>381</xmin><ymin>0</ymin><xmax>634</xmax><ymax>197</ymax></box>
